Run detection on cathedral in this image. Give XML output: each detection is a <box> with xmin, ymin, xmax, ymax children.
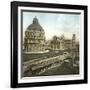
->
<box><xmin>47</xmin><ymin>34</ymin><xmax>76</xmax><ymax>51</ymax></box>
<box><xmin>24</xmin><ymin>17</ymin><xmax>46</xmax><ymax>53</ymax></box>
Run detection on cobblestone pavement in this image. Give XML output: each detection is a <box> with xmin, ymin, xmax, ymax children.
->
<box><xmin>23</xmin><ymin>51</ymin><xmax>79</xmax><ymax>77</ymax></box>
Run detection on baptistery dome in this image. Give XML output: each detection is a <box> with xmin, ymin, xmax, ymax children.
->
<box><xmin>24</xmin><ymin>17</ymin><xmax>46</xmax><ymax>53</ymax></box>
<box><xmin>27</xmin><ymin>16</ymin><xmax>44</xmax><ymax>31</ymax></box>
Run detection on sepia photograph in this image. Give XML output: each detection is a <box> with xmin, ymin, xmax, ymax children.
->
<box><xmin>11</xmin><ymin>1</ymin><xmax>87</xmax><ymax>88</ymax></box>
<box><xmin>22</xmin><ymin>11</ymin><xmax>80</xmax><ymax>77</ymax></box>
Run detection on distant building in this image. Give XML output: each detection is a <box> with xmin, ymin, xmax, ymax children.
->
<box><xmin>49</xmin><ymin>35</ymin><xmax>65</xmax><ymax>50</ymax></box>
<box><xmin>64</xmin><ymin>39</ymin><xmax>72</xmax><ymax>50</ymax></box>
<box><xmin>63</xmin><ymin>34</ymin><xmax>77</xmax><ymax>50</ymax></box>
<box><xmin>49</xmin><ymin>34</ymin><xmax>77</xmax><ymax>51</ymax></box>
<box><xmin>24</xmin><ymin>17</ymin><xmax>46</xmax><ymax>53</ymax></box>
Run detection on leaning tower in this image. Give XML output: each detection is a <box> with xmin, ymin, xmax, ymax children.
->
<box><xmin>72</xmin><ymin>34</ymin><xmax>76</xmax><ymax>49</ymax></box>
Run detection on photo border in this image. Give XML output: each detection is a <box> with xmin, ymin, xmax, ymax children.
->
<box><xmin>11</xmin><ymin>1</ymin><xmax>88</xmax><ymax>88</ymax></box>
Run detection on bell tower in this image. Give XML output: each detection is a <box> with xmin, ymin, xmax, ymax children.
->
<box><xmin>72</xmin><ymin>34</ymin><xmax>76</xmax><ymax>48</ymax></box>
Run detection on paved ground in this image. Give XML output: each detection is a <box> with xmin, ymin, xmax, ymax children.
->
<box><xmin>38</xmin><ymin>62</ymin><xmax>79</xmax><ymax>76</ymax></box>
<box><xmin>23</xmin><ymin>51</ymin><xmax>79</xmax><ymax>77</ymax></box>
<box><xmin>23</xmin><ymin>61</ymin><xmax>79</xmax><ymax>77</ymax></box>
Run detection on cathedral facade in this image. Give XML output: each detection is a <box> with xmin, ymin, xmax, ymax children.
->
<box><xmin>49</xmin><ymin>35</ymin><xmax>65</xmax><ymax>50</ymax></box>
<box><xmin>48</xmin><ymin>34</ymin><xmax>77</xmax><ymax>51</ymax></box>
<box><xmin>24</xmin><ymin>17</ymin><xmax>46</xmax><ymax>53</ymax></box>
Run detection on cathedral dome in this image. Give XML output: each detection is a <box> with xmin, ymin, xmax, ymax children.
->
<box><xmin>27</xmin><ymin>16</ymin><xmax>44</xmax><ymax>31</ymax></box>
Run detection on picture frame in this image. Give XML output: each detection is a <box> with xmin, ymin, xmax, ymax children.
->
<box><xmin>11</xmin><ymin>1</ymin><xmax>88</xmax><ymax>88</ymax></box>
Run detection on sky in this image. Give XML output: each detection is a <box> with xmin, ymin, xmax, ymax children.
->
<box><xmin>22</xmin><ymin>11</ymin><xmax>81</xmax><ymax>41</ymax></box>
